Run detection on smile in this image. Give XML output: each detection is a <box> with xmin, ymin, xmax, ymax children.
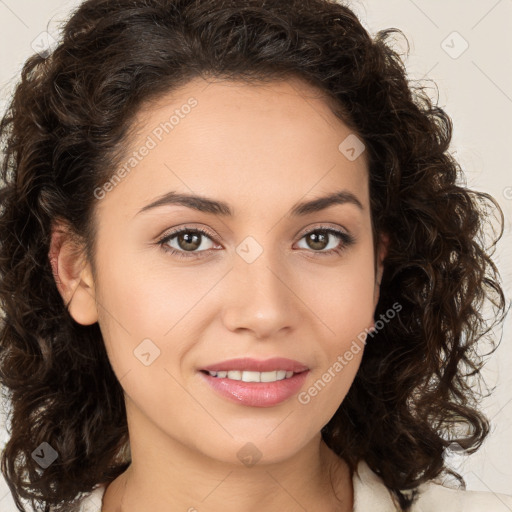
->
<box><xmin>205</xmin><ymin>370</ymin><xmax>295</xmax><ymax>382</ymax></box>
<box><xmin>199</xmin><ymin>369</ymin><xmax>310</xmax><ymax>407</ymax></box>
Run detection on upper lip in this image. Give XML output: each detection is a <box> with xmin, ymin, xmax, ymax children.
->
<box><xmin>201</xmin><ymin>357</ymin><xmax>309</xmax><ymax>373</ymax></box>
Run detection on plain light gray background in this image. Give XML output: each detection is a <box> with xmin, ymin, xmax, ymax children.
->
<box><xmin>0</xmin><ymin>1</ymin><xmax>511</xmax><ymax>510</ymax></box>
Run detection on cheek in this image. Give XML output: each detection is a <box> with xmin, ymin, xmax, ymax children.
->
<box><xmin>95</xmin><ymin>238</ymin><xmax>194</xmax><ymax>337</ymax></box>
<box><xmin>94</xmin><ymin>245</ymin><xmax>226</xmax><ymax>399</ymax></box>
<box><xmin>304</xmin><ymin>256</ymin><xmax>376</xmax><ymax>340</ymax></box>
<box><xmin>289</xmin><ymin>270</ymin><xmax>375</xmax><ymax>419</ymax></box>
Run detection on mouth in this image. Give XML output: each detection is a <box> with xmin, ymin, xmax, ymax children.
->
<box><xmin>200</xmin><ymin>356</ymin><xmax>309</xmax><ymax>374</ymax></box>
<box><xmin>200</xmin><ymin>369</ymin><xmax>303</xmax><ymax>383</ymax></box>
<box><xmin>198</xmin><ymin>367</ymin><xmax>310</xmax><ymax>407</ymax></box>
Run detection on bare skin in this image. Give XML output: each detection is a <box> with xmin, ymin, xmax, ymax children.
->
<box><xmin>101</xmin><ymin>437</ymin><xmax>353</xmax><ymax>511</ymax></box>
<box><xmin>51</xmin><ymin>76</ymin><xmax>387</xmax><ymax>512</ymax></box>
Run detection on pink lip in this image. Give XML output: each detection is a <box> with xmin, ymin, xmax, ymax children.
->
<box><xmin>201</xmin><ymin>357</ymin><xmax>309</xmax><ymax>373</ymax></box>
<box><xmin>199</xmin><ymin>370</ymin><xmax>310</xmax><ymax>407</ymax></box>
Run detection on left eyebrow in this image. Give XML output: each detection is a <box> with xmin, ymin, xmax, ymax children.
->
<box><xmin>134</xmin><ymin>189</ymin><xmax>364</xmax><ymax>218</ymax></box>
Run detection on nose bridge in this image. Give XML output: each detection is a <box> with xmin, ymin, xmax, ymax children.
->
<box><xmin>242</xmin><ymin>245</ymin><xmax>282</xmax><ymax>294</ymax></box>
<box><xmin>236</xmin><ymin>232</ymin><xmax>288</xmax><ymax>301</ymax></box>
<box><xmin>221</xmin><ymin>232</ymin><xmax>301</xmax><ymax>336</ymax></box>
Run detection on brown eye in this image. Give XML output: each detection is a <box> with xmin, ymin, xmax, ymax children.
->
<box><xmin>174</xmin><ymin>231</ymin><xmax>203</xmax><ymax>251</ymax></box>
<box><xmin>158</xmin><ymin>227</ymin><xmax>218</xmax><ymax>259</ymax></box>
<box><xmin>304</xmin><ymin>230</ymin><xmax>330</xmax><ymax>250</ymax></box>
<box><xmin>296</xmin><ymin>227</ymin><xmax>355</xmax><ymax>256</ymax></box>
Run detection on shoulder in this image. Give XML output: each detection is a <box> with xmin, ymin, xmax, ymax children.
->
<box><xmin>353</xmin><ymin>460</ymin><xmax>512</xmax><ymax>512</ymax></box>
<box><xmin>413</xmin><ymin>479</ymin><xmax>512</xmax><ymax>512</ymax></box>
<box><xmin>76</xmin><ymin>483</ymin><xmax>107</xmax><ymax>512</ymax></box>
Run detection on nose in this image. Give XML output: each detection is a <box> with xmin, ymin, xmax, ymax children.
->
<box><xmin>220</xmin><ymin>246</ymin><xmax>303</xmax><ymax>340</ymax></box>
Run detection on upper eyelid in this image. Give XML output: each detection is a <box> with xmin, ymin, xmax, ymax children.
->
<box><xmin>160</xmin><ymin>223</ymin><xmax>349</xmax><ymax>241</ymax></box>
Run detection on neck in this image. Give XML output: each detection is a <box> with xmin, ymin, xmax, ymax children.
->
<box><xmin>102</xmin><ymin>406</ymin><xmax>353</xmax><ymax>512</ymax></box>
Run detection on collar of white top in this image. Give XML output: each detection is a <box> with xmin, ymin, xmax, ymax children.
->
<box><xmin>353</xmin><ymin>459</ymin><xmax>401</xmax><ymax>511</ymax></box>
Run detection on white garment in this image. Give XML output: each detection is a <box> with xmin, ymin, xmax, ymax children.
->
<box><xmin>77</xmin><ymin>460</ymin><xmax>512</xmax><ymax>511</ymax></box>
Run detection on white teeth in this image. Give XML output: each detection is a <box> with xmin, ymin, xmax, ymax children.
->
<box><xmin>242</xmin><ymin>371</ymin><xmax>261</xmax><ymax>382</ymax></box>
<box><xmin>207</xmin><ymin>370</ymin><xmax>295</xmax><ymax>382</ymax></box>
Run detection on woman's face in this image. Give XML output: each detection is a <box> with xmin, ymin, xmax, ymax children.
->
<box><xmin>79</xmin><ymin>77</ymin><xmax>386</xmax><ymax>466</ymax></box>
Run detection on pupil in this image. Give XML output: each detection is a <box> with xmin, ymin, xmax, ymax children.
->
<box><xmin>179</xmin><ymin>232</ymin><xmax>200</xmax><ymax>251</ymax></box>
<box><xmin>308</xmin><ymin>231</ymin><xmax>328</xmax><ymax>250</ymax></box>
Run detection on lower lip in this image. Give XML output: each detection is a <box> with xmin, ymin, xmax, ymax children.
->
<box><xmin>199</xmin><ymin>370</ymin><xmax>310</xmax><ymax>407</ymax></box>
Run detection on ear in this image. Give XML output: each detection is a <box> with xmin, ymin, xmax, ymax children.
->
<box><xmin>373</xmin><ymin>231</ymin><xmax>389</xmax><ymax>310</ymax></box>
<box><xmin>48</xmin><ymin>220</ymin><xmax>98</xmax><ymax>325</ymax></box>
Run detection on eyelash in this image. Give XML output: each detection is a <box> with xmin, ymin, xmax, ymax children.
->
<box><xmin>157</xmin><ymin>225</ymin><xmax>356</xmax><ymax>260</ymax></box>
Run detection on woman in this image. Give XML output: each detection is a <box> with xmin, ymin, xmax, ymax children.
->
<box><xmin>0</xmin><ymin>0</ymin><xmax>510</xmax><ymax>511</ymax></box>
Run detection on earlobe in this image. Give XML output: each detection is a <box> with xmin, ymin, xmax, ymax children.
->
<box><xmin>48</xmin><ymin>221</ymin><xmax>98</xmax><ymax>326</ymax></box>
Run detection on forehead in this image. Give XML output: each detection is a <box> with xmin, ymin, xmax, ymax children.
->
<box><xmin>98</xmin><ymin>76</ymin><xmax>370</xmax><ymax>219</ymax></box>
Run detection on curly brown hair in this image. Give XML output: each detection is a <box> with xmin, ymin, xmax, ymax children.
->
<box><xmin>0</xmin><ymin>0</ymin><xmax>507</xmax><ymax>511</ymax></box>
